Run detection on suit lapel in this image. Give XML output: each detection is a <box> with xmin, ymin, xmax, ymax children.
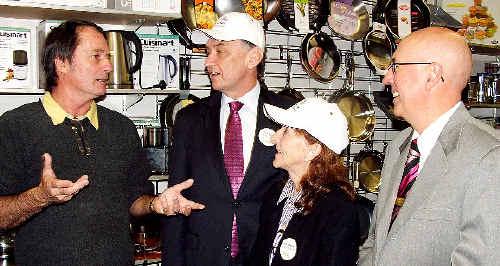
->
<box><xmin>239</xmin><ymin>90</ymin><xmax>277</xmax><ymax>197</ymax></box>
<box><xmin>386</xmin><ymin>104</ymin><xmax>468</xmax><ymax>238</ymax></box>
<box><xmin>377</xmin><ymin>133</ymin><xmax>412</xmax><ymax>241</ymax></box>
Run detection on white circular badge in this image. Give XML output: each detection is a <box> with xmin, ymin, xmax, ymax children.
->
<box><xmin>258</xmin><ymin>128</ymin><xmax>275</xmax><ymax>147</ymax></box>
<box><xmin>279</xmin><ymin>238</ymin><xmax>297</xmax><ymax>261</ymax></box>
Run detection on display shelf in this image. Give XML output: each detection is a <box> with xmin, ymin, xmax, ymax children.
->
<box><xmin>0</xmin><ymin>88</ymin><xmax>182</xmax><ymax>95</ymax></box>
<box><xmin>469</xmin><ymin>44</ymin><xmax>500</xmax><ymax>56</ymax></box>
<box><xmin>466</xmin><ymin>103</ymin><xmax>500</xmax><ymax>108</ymax></box>
<box><xmin>0</xmin><ymin>1</ymin><xmax>181</xmax><ymax>25</ymax></box>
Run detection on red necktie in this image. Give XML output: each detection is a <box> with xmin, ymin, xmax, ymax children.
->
<box><xmin>389</xmin><ymin>138</ymin><xmax>420</xmax><ymax>231</ymax></box>
<box><xmin>224</xmin><ymin>101</ymin><xmax>244</xmax><ymax>258</ymax></box>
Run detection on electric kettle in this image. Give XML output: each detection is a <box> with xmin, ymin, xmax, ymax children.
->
<box><xmin>105</xmin><ymin>30</ymin><xmax>143</xmax><ymax>89</ymax></box>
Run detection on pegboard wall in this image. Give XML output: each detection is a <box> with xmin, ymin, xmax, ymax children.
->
<box><xmin>174</xmin><ymin>0</ymin><xmax>400</xmax><ymax>199</ymax></box>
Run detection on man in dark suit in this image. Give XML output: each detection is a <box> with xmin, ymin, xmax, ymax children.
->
<box><xmin>359</xmin><ymin>27</ymin><xmax>499</xmax><ymax>265</ymax></box>
<box><xmin>161</xmin><ymin>12</ymin><xmax>296</xmax><ymax>266</ymax></box>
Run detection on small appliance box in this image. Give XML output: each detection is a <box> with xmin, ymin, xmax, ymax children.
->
<box><xmin>28</xmin><ymin>0</ymin><xmax>111</xmax><ymax>8</ymax></box>
<box><xmin>0</xmin><ymin>24</ymin><xmax>37</xmax><ymax>90</ymax></box>
<box><xmin>135</xmin><ymin>34</ymin><xmax>180</xmax><ymax>90</ymax></box>
<box><xmin>132</xmin><ymin>0</ymin><xmax>180</xmax><ymax>14</ymax></box>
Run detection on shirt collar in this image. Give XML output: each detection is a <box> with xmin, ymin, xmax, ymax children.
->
<box><xmin>411</xmin><ymin>101</ymin><xmax>461</xmax><ymax>166</ymax></box>
<box><xmin>221</xmin><ymin>83</ymin><xmax>260</xmax><ymax>113</ymax></box>
<box><xmin>41</xmin><ymin>92</ymin><xmax>99</xmax><ymax>129</ymax></box>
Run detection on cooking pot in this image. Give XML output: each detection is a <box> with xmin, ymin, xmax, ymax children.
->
<box><xmin>329</xmin><ymin>52</ymin><xmax>375</xmax><ymax>141</ymax></box>
<box><xmin>299</xmin><ymin>32</ymin><xmax>342</xmax><ymax>83</ymax></box>
<box><xmin>327</xmin><ymin>0</ymin><xmax>369</xmax><ymax>40</ymax></box>
<box><xmin>159</xmin><ymin>94</ymin><xmax>200</xmax><ymax>142</ymax></box>
<box><xmin>354</xmin><ymin>145</ymin><xmax>385</xmax><ymax>193</ymax></box>
<box><xmin>105</xmin><ymin>30</ymin><xmax>143</xmax><ymax>89</ymax></box>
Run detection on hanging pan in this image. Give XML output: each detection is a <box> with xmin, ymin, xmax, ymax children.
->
<box><xmin>354</xmin><ymin>141</ymin><xmax>385</xmax><ymax>193</ymax></box>
<box><xmin>384</xmin><ymin>0</ymin><xmax>430</xmax><ymax>39</ymax></box>
<box><xmin>276</xmin><ymin>0</ymin><xmax>329</xmax><ymax>32</ymax></box>
<box><xmin>278</xmin><ymin>52</ymin><xmax>305</xmax><ymax>101</ymax></box>
<box><xmin>328</xmin><ymin>52</ymin><xmax>375</xmax><ymax>142</ymax></box>
<box><xmin>327</xmin><ymin>0</ymin><xmax>370</xmax><ymax>41</ymax></box>
<box><xmin>362</xmin><ymin>0</ymin><xmax>396</xmax><ymax>75</ymax></box>
<box><xmin>299</xmin><ymin>31</ymin><xmax>342</xmax><ymax>83</ymax></box>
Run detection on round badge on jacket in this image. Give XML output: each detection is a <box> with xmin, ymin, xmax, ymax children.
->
<box><xmin>280</xmin><ymin>237</ymin><xmax>297</xmax><ymax>260</ymax></box>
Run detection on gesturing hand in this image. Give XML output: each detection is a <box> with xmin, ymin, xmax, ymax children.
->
<box><xmin>152</xmin><ymin>179</ymin><xmax>205</xmax><ymax>216</ymax></box>
<box><xmin>36</xmin><ymin>153</ymin><xmax>90</xmax><ymax>204</ymax></box>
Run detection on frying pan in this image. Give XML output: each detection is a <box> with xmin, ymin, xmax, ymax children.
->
<box><xmin>355</xmin><ymin>195</ymin><xmax>374</xmax><ymax>243</ymax></box>
<box><xmin>299</xmin><ymin>32</ymin><xmax>342</xmax><ymax>83</ymax></box>
<box><xmin>327</xmin><ymin>0</ymin><xmax>370</xmax><ymax>41</ymax></box>
<box><xmin>328</xmin><ymin>52</ymin><xmax>375</xmax><ymax>142</ymax></box>
<box><xmin>354</xmin><ymin>142</ymin><xmax>385</xmax><ymax>193</ymax></box>
<box><xmin>278</xmin><ymin>53</ymin><xmax>305</xmax><ymax>101</ymax></box>
<box><xmin>166</xmin><ymin>19</ymin><xmax>205</xmax><ymax>50</ymax></box>
<box><xmin>384</xmin><ymin>0</ymin><xmax>430</xmax><ymax>39</ymax></box>
<box><xmin>276</xmin><ymin>0</ymin><xmax>329</xmax><ymax>32</ymax></box>
<box><xmin>362</xmin><ymin>0</ymin><xmax>395</xmax><ymax>74</ymax></box>
<box><xmin>373</xmin><ymin>85</ymin><xmax>410</xmax><ymax>130</ymax></box>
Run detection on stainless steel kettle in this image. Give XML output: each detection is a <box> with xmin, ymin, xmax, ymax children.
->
<box><xmin>105</xmin><ymin>30</ymin><xmax>143</xmax><ymax>89</ymax></box>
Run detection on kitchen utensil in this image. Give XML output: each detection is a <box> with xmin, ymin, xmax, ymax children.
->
<box><xmin>299</xmin><ymin>31</ymin><xmax>342</xmax><ymax>82</ymax></box>
<box><xmin>354</xmin><ymin>143</ymin><xmax>385</xmax><ymax>193</ymax></box>
<box><xmin>384</xmin><ymin>0</ymin><xmax>430</xmax><ymax>39</ymax></box>
<box><xmin>363</xmin><ymin>0</ymin><xmax>395</xmax><ymax>74</ymax></box>
<box><xmin>276</xmin><ymin>0</ymin><xmax>329</xmax><ymax>32</ymax></box>
<box><xmin>278</xmin><ymin>50</ymin><xmax>305</xmax><ymax>101</ymax></box>
<box><xmin>105</xmin><ymin>30</ymin><xmax>143</xmax><ymax>89</ymax></box>
<box><xmin>327</xmin><ymin>0</ymin><xmax>370</xmax><ymax>41</ymax></box>
<box><xmin>328</xmin><ymin>52</ymin><xmax>375</xmax><ymax>141</ymax></box>
<box><xmin>159</xmin><ymin>54</ymin><xmax>178</xmax><ymax>87</ymax></box>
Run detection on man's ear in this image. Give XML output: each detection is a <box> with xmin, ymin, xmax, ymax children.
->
<box><xmin>426</xmin><ymin>62</ymin><xmax>444</xmax><ymax>90</ymax></box>
<box><xmin>54</xmin><ymin>58</ymin><xmax>69</xmax><ymax>75</ymax></box>
<box><xmin>247</xmin><ymin>47</ymin><xmax>263</xmax><ymax>69</ymax></box>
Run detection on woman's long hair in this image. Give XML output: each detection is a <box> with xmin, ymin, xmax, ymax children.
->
<box><xmin>295</xmin><ymin>129</ymin><xmax>356</xmax><ymax>214</ymax></box>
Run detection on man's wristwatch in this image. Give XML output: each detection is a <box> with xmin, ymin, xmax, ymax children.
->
<box><xmin>148</xmin><ymin>197</ymin><xmax>156</xmax><ymax>213</ymax></box>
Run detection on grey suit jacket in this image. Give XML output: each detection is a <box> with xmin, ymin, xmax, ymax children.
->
<box><xmin>359</xmin><ymin>104</ymin><xmax>500</xmax><ymax>266</ymax></box>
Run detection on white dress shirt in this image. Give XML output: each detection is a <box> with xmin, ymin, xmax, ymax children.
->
<box><xmin>411</xmin><ymin>101</ymin><xmax>461</xmax><ymax>172</ymax></box>
<box><xmin>220</xmin><ymin>84</ymin><xmax>260</xmax><ymax>173</ymax></box>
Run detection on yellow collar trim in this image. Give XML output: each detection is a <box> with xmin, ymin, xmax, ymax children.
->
<box><xmin>41</xmin><ymin>92</ymin><xmax>99</xmax><ymax>129</ymax></box>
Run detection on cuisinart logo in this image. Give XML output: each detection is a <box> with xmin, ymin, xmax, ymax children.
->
<box><xmin>141</xmin><ymin>39</ymin><xmax>175</xmax><ymax>46</ymax></box>
<box><xmin>0</xmin><ymin>30</ymin><xmax>28</xmax><ymax>39</ymax></box>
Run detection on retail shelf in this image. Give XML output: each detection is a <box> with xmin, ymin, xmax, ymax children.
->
<box><xmin>0</xmin><ymin>1</ymin><xmax>181</xmax><ymax>25</ymax></box>
<box><xmin>466</xmin><ymin>103</ymin><xmax>500</xmax><ymax>108</ymax></box>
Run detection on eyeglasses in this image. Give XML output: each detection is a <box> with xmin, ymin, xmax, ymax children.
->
<box><xmin>388</xmin><ymin>60</ymin><xmax>445</xmax><ymax>82</ymax></box>
<box><xmin>69</xmin><ymin>119</ymin><xmax>92</xmax><ymax>156</ymax></box>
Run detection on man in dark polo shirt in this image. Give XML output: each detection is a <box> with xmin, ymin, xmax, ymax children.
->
<box><xmin>0</xmin><ymin>20</ymin><xmax>203</xmax><ymax>265</ymax></box>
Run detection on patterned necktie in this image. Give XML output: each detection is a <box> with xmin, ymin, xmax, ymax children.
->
<box><xmin>389</xmin><ymin>138</ymin><xmax>420</xmax><ymax>231</ymax></box>
<box><xmin>224</xmin><ymin>101</ymin><xmax>244</xmax><ymax>258</ymax></box>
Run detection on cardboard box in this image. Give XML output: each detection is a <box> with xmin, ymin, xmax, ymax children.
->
<box><xmin>442</xmin><ymin>0</ymin><xmax>500</xmax><ymax>46</ymax></box>
<box><xmin>0</xmin><ymin>23</ymin><xmax>37</xmax><ymax>90</ymax></box>
<box><xmin>135</xmin><ymin>34</ymin><xmax>180</xmax><ymax>90</ymax></box>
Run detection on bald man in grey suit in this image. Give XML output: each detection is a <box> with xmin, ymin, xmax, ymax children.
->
<box><xmin>358</xmin><ymin>27</ymin><xmax>500</xmax><ymax>266</ymax></box>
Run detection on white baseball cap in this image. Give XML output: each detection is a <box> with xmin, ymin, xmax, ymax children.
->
<box><xmin>264</xmin><ymin>97</ymin><xmax>349</xmax><ymax>154</ymax></box>
<box><xmin>195</xmin><ymin>12</ymin><xmax>266</xmax><ymax>50</ymax></box>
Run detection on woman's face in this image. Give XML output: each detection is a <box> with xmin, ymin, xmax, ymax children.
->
<box><xmin>271</xmin><ymin>127</ymin><xmax>315</xmax><ymax>179</ymax></box>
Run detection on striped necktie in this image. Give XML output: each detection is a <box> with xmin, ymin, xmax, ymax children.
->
<box><xmin>389</xmin><ymin>138</ymin><xmax>420</xmax><ymax>231</ymax></box>
<box><xmin>224</xmin><ymin>101</ymin><xmax>244</xmax><ymax>258</ymax></box>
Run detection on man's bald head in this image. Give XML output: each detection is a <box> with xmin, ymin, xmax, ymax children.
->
<box><xmin>399</xmin><ymin>27</ymin><xmax>472</xmax><ymax>93</ymax></box>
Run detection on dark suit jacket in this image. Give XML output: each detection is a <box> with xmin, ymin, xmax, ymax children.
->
<box><xmin>249</xmin><ymin>180</ymin><xmax>359</xmax><ymax>266</ymax></box>
<box><xmin>161</xmin><ymin>88</ymin><xmax>296</xmax><ymax>266</ymax></box>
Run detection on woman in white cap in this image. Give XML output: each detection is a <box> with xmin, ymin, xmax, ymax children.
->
<box><xmin>249</xmin><ymin>98</ymin><xmax>359</xmax><ymax>266</ymax></box>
